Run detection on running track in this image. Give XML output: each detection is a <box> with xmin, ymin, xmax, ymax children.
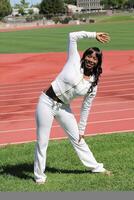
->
<box><xmin>0</xmin><ymin>50</ymin><xmax>134</xmax><ymax>146</ymax></box>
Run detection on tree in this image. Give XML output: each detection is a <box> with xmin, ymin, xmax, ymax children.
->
<box><xmin>0</xmin><ymin>0</ymin><xmax>12</xmax><ymax>18</ymax></box>
<box><xmin>125</xmin><ymin>0</ymin><xmax>134</xmax><ymax>8</ymax></box>
<box><xmin>14</xmin><ymin>0</ymin><xmax>29</xmax><ymax>16</ymax></box>
<box><xmin>28</xmin><ymin>9</ymin><xmax>34</xmax><ymax>15</ymax></box>
<box><xmin>18</xmin><ymin>7</ymin><xmax>25</xmax><ymax>16</ymax></box>
<box><xmin>40</xmin><ymin>0</ymin><xmax>65</xmax><ymax>16</ymax></box>
<box><xmin>20</xmin><ymin>0</ymin><xmax>29</xmax><ymax>8</ymax></box>
<box><xmin>100</xmin><ymin>0</ymin><xmax>116</xmax><ymax>9</ymax></box>
<box><xmin>14</xmin><ymin>0</ymin><xmax>29</xmax><ymax>9</ymax></box>
<box><xmin>64</xmin><ymin>0</ymin><xmax>77</xmax><ymax>5</ymax></box>
<box><xmin>53</xmin><ymin>0</ymin><xmax>65</xmax><ymax>14</ymax></box>
<box><xmin>101</xmin><ymin>0</ymin><xmax>129</xmax><ymax>9</ymax></box>
<box><xmin>116</xmin><ymin>0</ymin><xmax>128</xmax><ymax>8</ymax></box>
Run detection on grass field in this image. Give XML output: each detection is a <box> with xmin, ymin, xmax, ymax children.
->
<box><xmin>91</xmin><ymin>12</ymin><xmax>134</xmax><ymax>23</ymax></box>
<box><xmin>0</xmin><ymin>18</ymin><xmax>134</xmax><ymax>53</ymax></box>
<box><xmin>0</xmin><ymin>133</ymin><xmax>134</xmax><ymax>191</ymax></box>
<box><xmin>0</xmin><ymin>15</ymin><xmax>134</xmax><ymax>191</ymax></box>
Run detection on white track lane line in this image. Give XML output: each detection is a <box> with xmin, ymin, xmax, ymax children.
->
<box><xmin>102</xmin><ymin>75</ymin><xmax>134</xmax><ymax>81</ymax></box>
<box><xmin>1</xmin><ymin>86</ymin><xmax>134</xmax><ymax>97</ymax></box>
<box><xmin>0</xmin><ymin>79</ymin><xmax>134</xmax><ymax>94</ymax></box>
<box><xmin>0</xmin><ymin>108</ymin><xmax>134</xmax><ymax>123</ymax></box>
<box><xmin>0</xmin><ymin>81</ymin><xmax>51</xmax><ymax>89</ymax></box>
<box><xmin>0</xmin><ymin>102</ymin><xmax>36</xmax><ymax>108</ymax></box>
<box><xmin>0</xmin><ymin>117</ymin><xmax>134</xmax><ymax>133</ymax></box>
<box><xmin>0</xmin><ymin>82</ymin><xmax>134</xmax><ymax>96</ymax></box>
<box><xmin>0</xmin><ymin>99</ymin><xmax>134</xmax><ymax>108</ymax></box>
<box><xmin>0</xmin><ymin>92</ymin><xmax>133</xmax><ymax>102</ymax></box>
<box><xmin>0</xmin><ymin>107</ymin><xmax>134</xmax><ymax>116</ymax></box>
<box><xmin>1</xmin><ymin>129</ymin><xmax>134</xmax><ymax>146</ymax></box>
<box><xmin>0</xmin><ymin>81</ymin><xmax>134</xmax><ymax>93</ymax></box>
<box><xmin>100</xmin><ymin>79</ymin><xmax>134</xmax><ymax>85</ymax></box>
<box><xmin>0</xmin><ymin>72</ymin><xmax>134</xmax><ymax>87</ymax></box>
<box><xmin>100</xmin><ymin>82</ymin><xmax>134</xmax><ymax>88</ymax></box>
<box><xmin>0</xmin><ymin>75</ymin><xmax>57</xmax><ymax>86</ymax></box>
<box><xmin>0</xmin><ymin>76</ymin><xmax>134</xmax><ymax>89</ymax></box>
<box><xmin>0</xmin><ymin>91</ymin><xmax>40</xmax><ymax>97</ymax></box>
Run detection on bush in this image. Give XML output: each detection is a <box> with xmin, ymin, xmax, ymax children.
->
<box><xmin>52</xmin><ymin>16</ymin><xmax>61</xmax><ymax>24</ymax></box>
<box><xmin>25</xmin><ymin>14</ymin><xmax>44</xmax><ymax>22</ymax></box>
<box><xmin>60</xmin><ymin>17</ymin><xmax>72</xmax><ymax>24</ymax></box>
<box><xmin>25</xmin><ymin>15</ymin><xmax>34</xmax><ymax>22</ymax></box>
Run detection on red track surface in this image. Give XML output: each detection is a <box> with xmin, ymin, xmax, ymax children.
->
<box><xmin>0</xmin><ymin>50</ymin><xmax>134</xmax><ymax>146</ymax></box>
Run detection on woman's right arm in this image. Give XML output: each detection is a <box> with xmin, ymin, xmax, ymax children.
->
<box><xmin>78</xmin><ymin>85</ymin><xmax>98</xmax><ymax>137</ymax></box>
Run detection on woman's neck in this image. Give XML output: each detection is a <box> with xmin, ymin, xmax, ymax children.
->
<box><xmin>83</xmin><ymin>74</ymin><xmax>91</xmax><ymax>80</ymax></box>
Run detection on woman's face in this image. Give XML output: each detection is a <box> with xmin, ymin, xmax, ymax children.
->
<box><xmin>82</xmin><ymin>52</ymin><xmax>99</xmax><ymax>76</ymax></box>
<box><xmin>84</xmin><ymin>52</ymin><xmax>98</xmax><ymax>70</ymax></box>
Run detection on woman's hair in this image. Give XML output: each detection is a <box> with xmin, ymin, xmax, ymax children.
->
<box><xmin>81</xmin><ymin>47</ymin><xmax>103</xmax><ymax>93</ymax></box>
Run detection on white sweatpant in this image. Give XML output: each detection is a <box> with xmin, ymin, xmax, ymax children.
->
<box><xmin>34</xmin><ymin>93</ymin><xmax>106</xmax><ymax>182</ymax></box>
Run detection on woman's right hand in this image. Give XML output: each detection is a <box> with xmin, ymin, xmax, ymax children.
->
<box><xmin>96</xmin><ymin>32</ymin><xmax>110</xmax><ymax>43</ymax></box>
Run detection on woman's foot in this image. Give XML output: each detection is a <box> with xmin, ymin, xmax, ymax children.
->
<box><xmin>101</xmin><ymin>169</ymin><xmax>112</xmax><ymax>176</ymax></box>
<box><xmin>35</xmin><ymin>176</ymin><xmax>47</xmax><ymax>185</ymax></box>
<box><xmin>35</xmin><ymin>180</ymin><xmax>46</xmax><ymax>185</ymax></box>
<box><xmin>91</xmin><ymin>165</ymin><xmax>112</xmax><ymax>176</ymax></box>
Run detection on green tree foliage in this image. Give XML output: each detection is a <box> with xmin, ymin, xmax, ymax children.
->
<box><xmin>101</xmin><ymin>0</ymin><xmax>117</xmax><ymax>8</ymax></box>
<box><xmin>0</xmin><ymin>0</ymin><xmax>12</xmax><ymax>18</ymax></box>
<box><xmin>126</xmin><ymin>0</ymin><xmax>134</xmax><ymax>8</ymax></box>
<box><xmin>18</xmin><ymin>7</ymin><xmax>25</xmax><ymax>16</ymax></box>
<box><xmin>116</xmin><ymin>0</ymin><xmax>128</xmax><ymax>8</ymax></box>
<box><xmin>28</xmin><ymin>9</ymin><xmax>34</xmax><ymax>15</ymax></box>
<box><xmin>40</xmin><ymin>0</ymin><xmax>65</xmax><ymax>15</ymax></box>
<box><xmin>20</xmin><ymin>0</ymin><xmax>29</xmax><ymax>8</ymax></box>
<box><xmin>14</xmin><ymin>0</ymin><xmax>29</xmax><ymax>9</ymax></box>
<box><xmin>64</xmin><ymin>0</ymin><xmax>77</xmax><ymax>5</ymax></box>
<box><xmin>100</xmin><ymin>0</ymin><xmax>133</xmax><ymax>9</ymax></box>
<box><xmin>14</xmin><ymin>0</ymin><xmax>29</xmax><ymax>16</ymax></box>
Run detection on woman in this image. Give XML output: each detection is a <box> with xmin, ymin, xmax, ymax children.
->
<box><xmin>34</xmin><ymin>31</ymin><xmax>111</xmax><ymax>184</ymax></box>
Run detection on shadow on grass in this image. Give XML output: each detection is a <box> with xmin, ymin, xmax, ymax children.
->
<box><xmin>0</xmin><ymin>163</ymin><xmax>33</xmax><ymax>180</ymax></box>
<box><xmin>0</xmin><ymin>163</ymin><xmax>90</xmax><ymax>181</ymax></box>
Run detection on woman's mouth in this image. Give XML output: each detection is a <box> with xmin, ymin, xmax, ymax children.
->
<box><xmin>86</xmin><ymin>62</ymin><xmax>94</xmax><ymax>69</ymax></box>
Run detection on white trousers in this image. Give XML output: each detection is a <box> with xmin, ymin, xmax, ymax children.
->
<box><xmin>34</xmin><ymin>93</ymin><xmax>106</xmax><ymax>182</ymax></box>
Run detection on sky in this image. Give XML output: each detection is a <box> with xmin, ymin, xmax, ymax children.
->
<box><xmin>10</xmin><ymin>0</ymin><xmax>42</xmax><ymax>6</ymax></box>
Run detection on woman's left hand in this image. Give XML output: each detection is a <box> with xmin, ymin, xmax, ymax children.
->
<box><xmin>78</xmin><ymin>134</ymin><xmax>84</xmax><ymax>143</ymax></box>
<box><xmin>96</xmin><ymin>32</ymin><xmax>110</xmax><ymax>43</ymax></box>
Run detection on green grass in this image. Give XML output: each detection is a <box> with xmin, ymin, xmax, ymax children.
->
<box><xmin>94</xmin><ymin>13</ymin><xmax>134</xmax><ymax>23</ymax></box>
<box><xmin>0</xmin><ymin>20</ymin><xmax>134</xmax><ymax>53</ymax></box>
<box><xmin>0</xmin><ymin>132</ymin><xmax>134</xmax><ymax>191</ymax></box>
<box><xmin>76</xmin><ymin>12</ymin><xmax>134</xmax><ymax>23</ymax></box>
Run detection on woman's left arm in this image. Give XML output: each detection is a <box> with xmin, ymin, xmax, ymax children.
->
<box><xmin>78</xmin><ymin>86</ymin><xmax>97</xmax><ymax>139</ymax></box>
<box><xmin>67</xmin><ymin>31</ymin><xmax>97</xmax><ymax>61</ymax></box>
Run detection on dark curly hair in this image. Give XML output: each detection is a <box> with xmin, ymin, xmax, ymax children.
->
<box><xmin>81</xmin><ymin>47</ymin><xmax>103</xmax><ymax>93</ymax></box>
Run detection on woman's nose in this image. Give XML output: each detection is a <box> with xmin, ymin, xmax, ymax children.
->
<box><xmin>90</xmin><ymin>58</ymin><xmax>95</xmax><ymax>63</ymax></box>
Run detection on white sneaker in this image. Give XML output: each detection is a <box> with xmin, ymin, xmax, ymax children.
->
<box><xmin>91</xmin><ymin>163</ymin><xmax>105</xmax><ymax>173</ymax></box>
<box><xmin>35</xmin><ymin>175</ymin><xmax>47</xmax><ymax>185</ymax></box>
<box><xmin>101</xmin><ymin>169</ymin><xmax>112</xmax><ymax>176</ymax></box>
<box><xmin>92</xmin><ymin>166</ymin><xmax>112</xmax><ymax>176</ymax></box>
<box><xmin>36</xmin><ymin>179</ymin><xmax>46</xmax><ymax>185</ymax></box>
